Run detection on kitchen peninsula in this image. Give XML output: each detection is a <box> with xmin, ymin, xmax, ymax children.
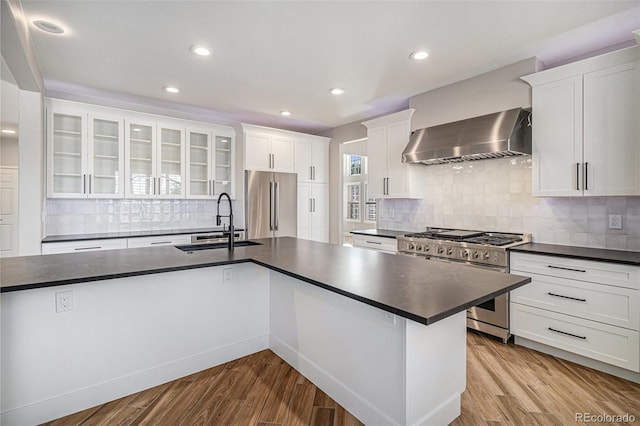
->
<box><xmin>1</xmin><ymin>238</ymin><xmax>530</xmax><ymax>425</ymax></box>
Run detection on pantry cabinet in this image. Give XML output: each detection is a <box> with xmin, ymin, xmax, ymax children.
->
<box><xmin>297</xmin><ymin>182</ymin><xmax>328</xmax><ymax>242</ymax></box>
<box><xmin>186</xmin><ymin>127</ymin><xmax>236</xmax><ymax>199</ymax></box>
<box><xmin>362</xmin><ymin>109</ymin><xmax>424</xmax><ymax>199</ymax></box>
<box><xmin>295</xmin><ymin>137</ymin><xmax>329</xmax><ymax>183</ymax></box>
<box><xmin>522</xmin><ymin>46</ymin><xmax>640</xmax><ymax>197</ymax></box>
<box><xmin>47</xmin><ymin>103</ymin><xmax>125</xmax><ymax>198</ymax></box>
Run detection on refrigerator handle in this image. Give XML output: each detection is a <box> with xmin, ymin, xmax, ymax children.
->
<box><xmin>269</xmin><ymin>181</ymin><xmax>274</xmax><ymax>231</ymax></box>
<box><xmin>274</xmin><ymin>181</ymin><xmax>280</xmax><ymax>230</ymax></box>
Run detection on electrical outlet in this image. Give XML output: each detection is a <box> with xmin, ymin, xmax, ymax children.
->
<box><xmin>223</xmin><ymin>268</ymin><xmax>233</xmax><ymax>284</ymax></box>
<box><xmin>55</xmin><ymin>290</ymin><xmax>73</xmax><ymax>313</ymax></box>
<box><xmin>608</xmin><ymin>214</ymin><xmax>622</xmax><ymax>230</ymax></box>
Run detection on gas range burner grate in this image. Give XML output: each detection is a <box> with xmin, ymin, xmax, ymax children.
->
<box><xmin>463</xmin><ymin>236</ymin><xmax>521</xmax><ymax>246</ymax></box>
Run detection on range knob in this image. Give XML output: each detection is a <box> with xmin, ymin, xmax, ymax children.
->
<box><xmin>436</xmin><ymin>246</ymin><xmax>444</xmax><ymax>255</ymax></box>
<box><xmin>483</xmin><ymin>252</ymin><xmax>490</xmax><ymax>260</ymax></box>
<box><xmin>424</xmin><ymin>245</ymin><xmax>430</xmax><ymax>252</ymax></box>
<box><xmin>472</xmin><ymin>251</ymin><xmax>479</xmax><ymax>259</ymax></box>
<box><xmin>416</xmin><ymin>244</ymin><xmax>423</xmax><ymax>252</ymax></box>
<box><xmin>446</xmin><ymin>247</ymin><xmax>453</xmax><ymax>255</ymax></box>
<box><xmin>462</xmin><ymin>249</ymin><xmax>470</xmax><ymax>258</ymax></box>
<box><xmin>407</xmin><ymin>242</ymin><xmax>415</xmax><ymax>250</ymax></box>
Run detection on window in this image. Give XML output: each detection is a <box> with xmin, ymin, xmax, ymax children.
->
<box><xmin>343</xmin><ymin>154</ymin><xmax>375</xmax><ymax>224</ymax></box>
<box><xmin>346</xmin><ymin>183</ymin><xmax>361</xmax><ymax>221</ymax></box>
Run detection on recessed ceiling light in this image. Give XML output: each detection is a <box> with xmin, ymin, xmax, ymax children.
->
<box><xmin>409</xmin><ymin>50</ymin><xmax>430</xmax><ymax>61</ymax></box>
<box><xmin>329</xmin><ymin>88</ymin><xmax>345</xmax><ymax>95</ymax></box>
<box><xmin>191</xmin><ymin>46</ymin><xmax>211</xmax><ymax>56</ymax></box>
<box><xmin>164</xmin><ymin>86</ymin><xmax>180</xmax><ymax>93</ymax></box>
<box><xmin>33</xmin><ymin>20</ymin><xmax>65</xmax><ymax>34</ymax></box>
<box><xmin>1</xmin><ymin>129</ymin><xmax>16</xmax><ymax>134</ymax></box>
<box><xmin>280</xmin><ymin>110</ymin><xmax>292</xmax><ymax>117</ymax></box>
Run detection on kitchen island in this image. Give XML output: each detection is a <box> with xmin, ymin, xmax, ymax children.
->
<box><xmin>1</xmin><ymin>238</ymin><xmax>530</xmax><ymax>425</ymax></box>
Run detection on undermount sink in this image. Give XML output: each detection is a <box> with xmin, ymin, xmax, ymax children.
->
<box><xmin>175</xmin><ymin>240</ymin><xmax>262</xmax><ymax>252</ymax></box>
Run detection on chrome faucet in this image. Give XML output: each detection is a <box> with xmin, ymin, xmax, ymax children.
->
<box><xmin>216</xmin><ymin>192</ymin><xmax>234</xmax><ymax>251</ymax></box>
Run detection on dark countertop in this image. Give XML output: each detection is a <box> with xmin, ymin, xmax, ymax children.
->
<box><xmin>510</xmin><ymin>243</ymin><xmax>640</xmax><ymax>266</ymax></box>
<box><xmin>42</xmin><ymin>227</ymin><xmax>246</xmax><ymax>243</ymax></box>
<box><xmin>0</xmin><ymin>237</ymin><xmax>530</xmax><ymax>326</ymax></box>
<box><xmin>350</xmin><ymin>229</ymin><xmax>410</xmax><ymax>239</ymax></box>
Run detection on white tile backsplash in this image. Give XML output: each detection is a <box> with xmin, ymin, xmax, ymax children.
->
<box><xmin>45</xmin><ymin>199</ymin><xmax>237</xmax><ymax>236</ymax></box>
<box><xmin>378</xmin><ymin>156</ymin><xmax>640</xmax><ymax>252</ymax></box>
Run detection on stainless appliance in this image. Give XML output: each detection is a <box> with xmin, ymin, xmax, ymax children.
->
<box><xmin>402</xmin><ymin>108</ymin><xmax>531</xmax><ymax>165</ymax></box>
<box><xmin>245</xmin><ymin>170</ymin><xmax>297</xmax><ymax>239</ymax></box>
<box><xmin>397</xmin><ymin>228</ymin><xmax>531</xmax><ymax>342</ymax></box>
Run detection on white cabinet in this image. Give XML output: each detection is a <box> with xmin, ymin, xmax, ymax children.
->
<box><xmin>510</xmin><ymin>252</ymin><xmax>640</xmax><ymax>372</ymax></box>
<box><xmin>47</xmin><ymin>102</ymin><xmax>125</xmax><ymax>198</ymax></box>
<box><xmin>126</xmin><ymin>234</ymin><xmax>191</xmax><ymax>248</ymax></box>
<box><xmin>125</xmin><ymin>120</ymin><xmax>185</xmax><ymax>199</ymax></box>
<box><xmin>352</xmin><ymin>234</ymin><xmax>397</xmax><ymax>254</ymax></box>
<box><xmin>41</xmin><ymin>238</ymin><xmax>128</xmax><ymax>254</ymax></box>
<box><xmin>297</xmin><ymin>182</ymin><xmax>328</xmax><ymax>242</ymax></box>
<box><xmin>242</xmin><ymin>124</ymin><xmax>295</xmax><ymax>172</ymax></box>
<box><xmin>295</xmin><ymin>137</ymin><xmax>329</xmax><ymax>183</ymax></box>
<box><xmin>186</xmin><ymin>128</ymin><xmax>236</xmax><ymax>199</ymax></box>
<box><xmin>522</xmin><ymin>46</ymin><xmax>640</xmax><ymax>197</ymax></box>
<box><xmin>362</xmin><ymin>109</ymin><xmax>424</xmax><ymax>199</ymax></box>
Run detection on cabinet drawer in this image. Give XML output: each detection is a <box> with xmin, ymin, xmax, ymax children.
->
<box><xmin>511</xmin><ymin>303</ymin><xmax>639</xmax><ymax>372</ymax></box>
<box><xmin>511</xmin><ymin>252</ymin><xmax>639</xmax><ymax>290</ymax></box>
<box><xmin>41</xmin><ymin>239</ymin><xmax>128</xmax><ymax>255</ymax></box>
<box><xmin>352</xmin><ymin>235</ymin><xmax>397</xmax><ymax>254</ymax></box>
<box><xmin>127</xmin><ymin>235</ymin><xmax>191</xmax><ymax>248</ymax></box>
<box><xmin>511</xmin><ymin>272</ymin><xmax>639</xmax><ymax>330</ymax></box>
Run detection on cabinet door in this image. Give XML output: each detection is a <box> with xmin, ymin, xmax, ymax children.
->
<box><xmin>157</xmin><ymin>125</ymin><xmax>185</xmax><ymax>198</ymax></box>
<box><xmin>366</xmin><ymin>126</ymin><xmax>387</xmax><ymax>199</ymax></box>
<box><xmin>186</xmin><ymin>129</ymin><xmax>212</xmax><ymax>199</ymax></box>
<box><xmin>125</xmin><ymin>120</ymin><xmax>156</xmax><ymax>198</ymax></box>
<box><xmin>48</xmin><ymin>109</ymin><xmax>87</xmax><ymax>198</ymax></box>
<box><xmin>271</xmin><ymin>136</ymin><xmax>295</xmax><ymax>172</ymax></box>
<box><xmin>245</xmin><ymin>133</ymin><xmax>271</xmax><ymax>171</ymax></box>
<box><xmin>310</xmin><ymin>183</ymin><xmax>329</xmax><ymax>243</ymax></box>
<box><xmin>386</xmin><ymin>120</ymin><xmax>410</xmax><ymax>197</ymax></box>
<box><xmin>297</xmin><ymin>182</ymin><xmax>312</xmax><ymax>240</ymax></box>
<box><xmin>295</xmin><ymin>139</ymin><xmax>313</xmax><ymax>182</ymax></box>
<box><xmin>213</xmin><ymin>134</ymin><xmax>234</xmax><ymax>197</ymax></box>
<box><xmin>311</xmin><ymin>140</ymin><xmax>329</xmax><ymax>183</ymax></box>
<box><xmin>583</xmin><ymin>61</ymin><xmax>640</xmax><ymax>196</ymax></box>
<box><xmin>88</xmin><ymin>115</ymin><xmax>124</xmax><ymax>198</ymax></box>
<box><xmin>531</xmin><ymin>76</ymin><xmax>583</xmax><ymax>196</ymax></box>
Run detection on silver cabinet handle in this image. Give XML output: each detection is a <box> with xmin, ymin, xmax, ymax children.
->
<box><xmin>74</xmin><ymin>246</ymin><xmax>101</xmax><ymax>251</ymax></box>
<box><xmin>150</xmin><ymin>241</ymin><xmax>171</xmax><ymax>245</ymax></box>
<box><xmin>547</xmin><ymin>265</ymin><xmax>586</xmax><ymax>273</ymax></box>
<box><xmin>366</xmin><ymin>240</ymin><xmax>382</xmax><ymax>245</ymax></box>
<box><xmin>274</xmin><ymin>181</ymin><xmax>280</xmax><ymax>230</ymax></box>
<box><xmin>584</xmin><ymin>162</ymin><xmax>589</xmax><ymax>190</ymax></box>
<box><xmin>269</xmin><ymin>181</ymin><xmax>274</xmax><ymax>230</ymax></box>
<box><xmin>312</xmin><ymin>198</ymin><xmax>316</xmax><ymax>212</ymax></box>
<box><xmin>157</xmin><ymin>177</ymin><xmax>161</xmax><ymax>195</ymax></box>
<box><xmin>310</xmin><ymin>166</ymin><xmax>313</xmax><ymax>181</ymax></box>
<box><xmin>576</xmin><ymin>163</ymin><xmax>580</xmax><ymax>191</ymax></box>
<box><xmin>83</xmin><ymin>174</ymin><xmax>87</xmax><ymax>194</ymax></box>
<box><xmin>547</xmin><ymin>292</ymin><xmax>587</xmax><ymax>302</ymax></box>
<box><xmin>89</xmin><ymin>174</ymin><xmax>92</xmax><ymax>194</ymax></box>
<box><xmin>309</xmin><ymin>198</ymin><xmax>313</xmax><ymax>212</ymax></box>
<box><xmin>312</xmin><ymin>166</ymin><xmax>316</xmax><ymax>180</ymax></box>
<box><xmin>548</xmin><ymin>327</ymin><xmax>586</xmax><ymax>340</ymax></box>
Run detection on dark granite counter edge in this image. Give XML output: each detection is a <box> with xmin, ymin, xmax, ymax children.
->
<box><xmin>510</xmin><ymin>243</ymin><xmax>640</xmax><ymax>266</ymax></box>
<box><xmin>42</xmin><ymin>228</ymin><xmax>246</xmax><ymax>243</ymax></box>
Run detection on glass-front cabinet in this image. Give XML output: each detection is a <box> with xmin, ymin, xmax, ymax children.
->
<box><xmin>47</xmin><ymin>106</ymin><xmax>124</xmax><ymax>198</ymax></box>
<box><xmin>186</xmin><ymin>128</ymin><xmax>235</xmax><ymax>199</ymax></box>
<box><xmin>158</xmin><ymin>125</ymin><xmax>185</xmax><ymax>198</ymax></box>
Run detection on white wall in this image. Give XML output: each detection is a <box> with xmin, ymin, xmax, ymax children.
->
<box><xmin>1</xmin><ymin>263</ymin><xmax>270</xmax><ymax>425</ymax></box>
<box><xmin>378</xmin><ymin>157</ymin><xmax>640</xmax><ymax>251</ymax></box>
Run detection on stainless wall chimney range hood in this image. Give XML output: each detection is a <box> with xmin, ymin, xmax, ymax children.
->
<box><xmin>402</xmin><ymin>108</ymin><xmax>532</xmax><ymax>165</ymax></box>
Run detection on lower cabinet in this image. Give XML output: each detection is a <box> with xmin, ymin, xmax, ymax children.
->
<box><xmin>297</xmin><ymin>182</ymin><xmax>328</xmax><ymax>242</ymax></box>
<box><xmin>510</xmin><ymin>252</ymin><xmax>640</xmax><ymax>373</ymax></box>
<box><xmin>41</xmin><ymin>238</ymin><xmax>128</xmax><ymax>254</ymax></box>
<box><xmin>352</xmin><ymin>234</ymin><xmax>397</xmax><ymax>254</ymax></box>
<box><xmin>126</xmin><ymin>235</ymin><xmax>191</xmax><ymax>248</ymax></box>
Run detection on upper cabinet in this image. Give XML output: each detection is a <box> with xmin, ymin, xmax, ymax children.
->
<box><xmin>295</xmin><ymin>137</ymin><xmax>330</xmax><ymax>183</ymax></box>
<box><xmin>363</xmin><ymin>109</ymin><xmax>424</xmax><ymax>199</ymax></box>
<box><xmin>522</xmin><ymin>46</ymin><xmax>640</xmax><ymax>197</ymax></box>
<box><xmin>186</xmin><ymin>128</ymin><xmax>236</xmax><ymax>199</ymax></box>
<box><xmin>46</xmin><ymin>99</ymin><xmax>236</xmax><ymax>199</ymax></box>
<box><xmin>47</xmin><ymin>102</ymin><xmax>124</xmax><ymax>198</ymax></box>
<box><xmin>242</xmin><ymin>124</ymin><xmax>295</xmax><ymax>172</ymax></box>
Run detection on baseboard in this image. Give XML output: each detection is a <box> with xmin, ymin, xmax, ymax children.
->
<box><xmin>269</xmin><ymin>334</ymin><xmax>397</xmax><ymax>425</ymax></box>
<box><xmin>412</xmin><ymin>393</ymin><xmax>461</xmax><ymax>426</ymax></box>
<box><xmin>515</xmin><ymin>336</ymin><xmax>640</xmax><ymax>384</ymax></box>
<box><xmin>1</xmin><ymin>334</ymin><xmax>269</xmax><ymax>426</ymax></box>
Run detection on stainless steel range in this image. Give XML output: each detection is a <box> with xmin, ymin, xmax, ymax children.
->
<box><xmin>397</xmin><ymin>228</ymin><xmax>531</xmax><ymax>342</ymax></box>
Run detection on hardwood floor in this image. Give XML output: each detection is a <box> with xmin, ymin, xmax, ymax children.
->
<box><xmin>45</xmin><ymin>332</ymin><xmax>640</xmax><ymax>425</ymax></box>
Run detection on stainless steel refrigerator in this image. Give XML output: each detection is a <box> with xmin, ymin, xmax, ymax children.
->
<box><xmin>245</xmin><ymin>170</ymin><xmax>297</xmax><ymax>239</ymax></box>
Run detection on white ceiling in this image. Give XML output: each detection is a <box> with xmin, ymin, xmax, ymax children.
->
<box><xmin>21</xmin><ymin>0</ymin><xmax>640</xmax><ymax>135</ymax></box>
